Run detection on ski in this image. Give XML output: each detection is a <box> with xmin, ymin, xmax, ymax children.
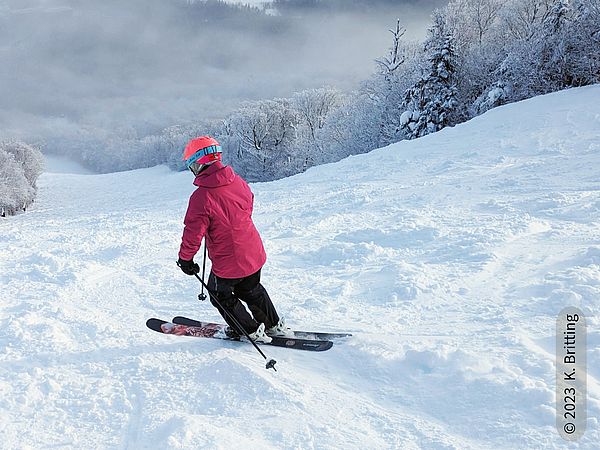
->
<box><xmin>172</xmin><ymin>316</ymin><xmax>353</xmax><ymax>340</ymax></box>
<box><xmin>146</xmin><ymin>318</ymin><xmax>333</xmax><ymax>352</ymax></box>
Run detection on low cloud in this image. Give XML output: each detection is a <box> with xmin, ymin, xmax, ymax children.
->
<box><xmin>0</xmin><ymin>0</ymin><xmax>443</xmax><ymax>149</ymax></box>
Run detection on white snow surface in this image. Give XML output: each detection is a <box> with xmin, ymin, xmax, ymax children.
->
<box><xmin>2</xmin><ymin>86</ymin><xmax>600</xmax><ymax>449</ymax></box>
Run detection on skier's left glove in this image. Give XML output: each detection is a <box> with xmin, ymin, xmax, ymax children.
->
<box><xmin>178</xmin><ymin>258</ymin><xmax>200</xmax><ymax>276</ymax></box>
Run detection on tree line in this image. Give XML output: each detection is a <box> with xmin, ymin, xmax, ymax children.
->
<box><xmin>158</xmin><ymin>0</ymin><xmax>599</xmax><ymax>181</ymax></box>
<box><xmin>4</xmin><ymin>0</ymin><xmax>598</xmax><ymax>191</ymax></box>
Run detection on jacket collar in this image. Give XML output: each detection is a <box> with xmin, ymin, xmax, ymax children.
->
<box><xmin>193</xmin><ymin>162</ymin><xmax>235</xmax><ymax>188</ymax></box>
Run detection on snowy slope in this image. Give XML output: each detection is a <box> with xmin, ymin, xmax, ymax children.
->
<box><xmin>1</xmin><ymin>86</ymin><xmax>600</xmax><ymax>449</ymax></box>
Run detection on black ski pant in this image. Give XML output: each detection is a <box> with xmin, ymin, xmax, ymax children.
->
<box><xmin>207</xmin><ymin>269</ymin><xmax>279</xmax><ymax>334</ymax></box>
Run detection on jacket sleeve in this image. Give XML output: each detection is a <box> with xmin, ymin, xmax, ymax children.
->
<box><xmin>178</xmin><ymin>192</ymin><xmax>210</xmax><ymax>261</ymax></box>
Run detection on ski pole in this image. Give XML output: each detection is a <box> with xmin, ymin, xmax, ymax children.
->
<box><xmin>198</xmin><ymin>243</ymin><xmax>208</xmax><ymax>301</ymax></box>
<box><xmin>177</xmin><ymin>261</ymin><xmax>277</xmax><ymax>372</ymax></box>
<box><xmin>193</xmin><ymin>272</ymin><xmax>277</xmax><ymax>372</ymax></box>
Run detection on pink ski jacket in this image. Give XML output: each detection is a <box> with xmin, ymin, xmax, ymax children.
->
<box><xmin>178</xmin><ymin>162</ymin><xmax>267</xmax><ymax>279</ymax></box>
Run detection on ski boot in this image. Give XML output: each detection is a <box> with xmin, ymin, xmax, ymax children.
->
<box><xmin>248</xmin><ymin>323</ymin><xmax>272</xmax><ymax>343</ymax></box>
<box><xmin>266</xmin><ymin>318</ymin><xmax>293</xmax><ymax>337</ymax></box>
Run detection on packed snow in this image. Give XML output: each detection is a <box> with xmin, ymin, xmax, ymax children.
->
<box><xmin>1</xmin><ymin>86</ymin><xmax>600</xmax><ymax>449</ymax></box>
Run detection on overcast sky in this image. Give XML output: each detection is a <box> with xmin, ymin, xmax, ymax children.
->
<box><xmin>0</xmin><ymin>0</ymin><xmax>445</xmax><ymax>145</ymax></box>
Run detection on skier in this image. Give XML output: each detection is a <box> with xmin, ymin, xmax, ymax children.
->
<box><xmin>177</xmin><ymin>136</ymin><xmax>290</xmax><ymax>343</ymax></box>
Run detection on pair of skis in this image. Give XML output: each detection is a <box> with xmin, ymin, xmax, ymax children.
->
<box><xmin>146</xmin><ymin>316</ymin><xmax>351</xmax><ymax>352</ymax></box>
<box><xmin>151</xmin><ymin>265</ymin><xmax>350</xmax><ymax>370</ymax></box>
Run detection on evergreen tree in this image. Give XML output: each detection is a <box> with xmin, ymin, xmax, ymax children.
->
<box><xmin>400</xmin><ymin>14</ymin><xmax>458</xmax><ymax>139</ymax></box>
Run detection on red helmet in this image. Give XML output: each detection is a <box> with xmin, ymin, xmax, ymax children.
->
<box><xmin>183</xmin><ymin>136</ymin><xmax>222</xmax><ymax>175</ymax></box>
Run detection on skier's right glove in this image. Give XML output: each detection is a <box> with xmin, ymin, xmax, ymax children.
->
<box><xmin>178</xmin><ymin>258</ymin><xmax>200</xmax><ymax>276</ymax></box>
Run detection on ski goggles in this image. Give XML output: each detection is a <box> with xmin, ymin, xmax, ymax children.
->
<box><xmin>185</xmin><ymin>145</ymin><xmax>222</xmax><ymax>168</ymax></box>
<box><xmin>188</xmin><ymin>162</ymin><xmax>204</xmax><ymax>176</ymax></box>
<box><xmin>187</xmin><ymin>152</ymin><xmax>221</xmax><ymax>176</ymax></box>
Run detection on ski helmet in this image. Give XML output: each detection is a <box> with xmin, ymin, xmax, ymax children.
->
<box><xmin>183</xmin><ymin>136</ymin><xmax>222</xmax><ymax>175</ymax></box>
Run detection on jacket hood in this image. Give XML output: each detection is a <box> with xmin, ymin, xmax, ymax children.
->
<box><xmin>193</xmin><ymin>162</ymin><xmax>235</xmax><ymax>188</ymax></box>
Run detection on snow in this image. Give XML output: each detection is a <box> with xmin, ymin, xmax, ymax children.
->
<box><xmin>399</xmin><ymin>110</ymin><xmax>413</xmax><ymax>127</ymax></box>
<box><xmin>2</xmin><ymin>85</ymin><xmax>600</xmax><ymax>448</ymax></box>
<box><xmin>44</xmin><ymin>155</ymin><xmax>93</xmax><ymax>175</ymax></box>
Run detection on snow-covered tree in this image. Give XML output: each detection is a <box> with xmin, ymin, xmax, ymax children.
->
<box><xmin>441</xmin><ymin>0</ymin><xmax>506</xmax><ymax>116</ymax></box>
<box><xmin>292</xmin><ymin>88</ymin><xmax>341</xmax><ymax>142</ymax></box>
<box><xmin>0</xmin><ymin>142</ymin><xmax>42</xmax><ymax>217</ymax></box>
<box><xmin>317</xmin><ymin>29</ymin><xmax>423</xmax><ymax>161</ymax></box>
<box><xmin>222</xmin><ymin>99</ymin><xmax>300</xmax><ymax>181</ymax></box>
<box><xmin>536</xmin><ymin>0</ymin><xmax>572</xmax><ymax>90</ymax></box>
<box><xmin>319</xmin><ymin>90</ymin><xmax>381</xmax><ymax>160</ymax></box>
<box><xmin>0</xmin><ymin>141</ymin><xmax>45</xmax><ymax>188</ymax></box>
<box><xmin>372</xmin><ymin>20</ymin><xmax>410</xmax><ymax>146</ymax></box>
<box><xmin>332</xmin><ymin>19</ymin><xmax>426</xmax><ymax>151</ymax></box>
<box><xmin>290</xmin><ymin>87</ymin><xmax>342</xmax><ymax>166</ymax></box>
<box><xmin>563</xmin><ymin>0</ymin><xmax>600</xmax><ymax>87</ymax></box>
<box><xmin>489</xmin><ymin>0</ymin><xmax>596</xmax><ymax>104</ymax></box>
<box><xmin>501</xmin><ymin>0</ymin><xmax>553</xmax><ymax>41</ymax></box>
<box><xmin>400</xmin><ymin>14</ymin><xmax>459</xmax><ymax>139</ymax></box>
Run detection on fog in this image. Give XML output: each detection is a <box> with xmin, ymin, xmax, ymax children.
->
<box><xmin>0</xmin><ymin>0</ymin><xmax>444</xmax><ymax>152</ymax></box>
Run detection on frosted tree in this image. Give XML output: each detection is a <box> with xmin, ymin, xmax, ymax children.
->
<box><xmin>562</xmin><ymin>0</ymin><xmax>600</xmax><ymax>87</ymax></box>
<box><xmin>0</xmin><ymin>141</ymin><xmax>45</xmax><ymax>188</ymax></box>
<box><xmin>222</xmin><ymin>99</ymin><xmax>300</xmax><ymax>181</ymax></box>
<box><xmin>471</xmin><ymin>0</ymin><xmax>553</xmax><ymax>112</ymax></box>
<box><xmin>442</xmin><ymin>0</ymin><xmax>505</xmax><ymax>117</ymax></box>
<box><xmin>536</xmin><ymin>0</ymin><xmax>571</xmax><ymax>90</ymax></box>
<box><xmin>400</xmin><ymin>14</ymin><xmax>459</xmax><ymax>139</ymax></box>
<box><xmin>292</xmin><ymin>88</ymin><xmax>341</xmax><ymax>140</ymax></box>
<box><xmin>501</xmin><ymin>0</ymin><xmax>553</xmax><ymax>41</ymax></box>
<box><xmin>371</xmin><ymin>19</ymin><xmax>409</xmax><ymax>146</ymax></box>
<box><xmin>291</xmin><ymin>87</ymin><xmax>342</xmax><ymax>166</ymax></box>
<box><xmin>445</xmin><ymin>0</ymin><xmax>503</xmax><ymax>47</ymax></box>
<box><xmin>492</xmin><ymin>0</ymin><xmax>575</xmax><ymax>103</ymax></box>
<box><xmin>318</xmin><ymin>33</ymin><xmax>423</xmax><ymax>161</ymax></box>
<box><xmin>319</xmin><ymin>90</ymin><xmax>381</xmax><ymax>161</ymax></box>
<box><xmin>0</xmin><ymin>147</ymin><xmax>36</xmax><ymax>217</ymax></box>
<box><xmin>470</xmin><ymin>0</ymin><xmax>503</xmax><ymax>45</ymax></box>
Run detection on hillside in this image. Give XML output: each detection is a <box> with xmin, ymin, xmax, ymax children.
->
<box><xmin>1</xmin><ymin>86</ymin><xmax>599</xmax><ymax>448</ymax></box>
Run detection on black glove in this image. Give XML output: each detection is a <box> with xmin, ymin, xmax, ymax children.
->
<box><xmin>178</xmin><ymin>258</ymin><xmax>199</xmax><ymax>276</ymax></box>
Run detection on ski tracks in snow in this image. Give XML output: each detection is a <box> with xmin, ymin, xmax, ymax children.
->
<box><xmin>2</xmin><ymin>87</ymin><xmax>600</xmax><ymax>448</ymax></box>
